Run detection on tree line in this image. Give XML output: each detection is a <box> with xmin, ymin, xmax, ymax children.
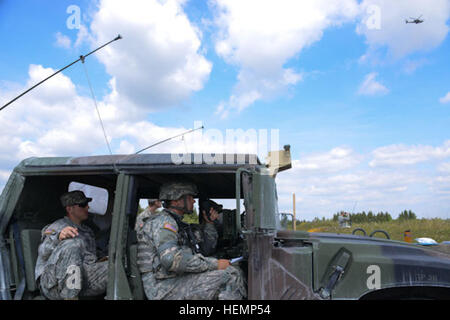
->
<box><xmin>332</xmin><ymin>210</ymin><xmax>417</xmax><ymax>223</ymax></box>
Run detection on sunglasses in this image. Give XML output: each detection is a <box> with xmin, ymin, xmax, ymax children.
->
<box><xmin>77</xmin><ymin>202</ymin><xmax>89</xmax><ymax>208</ymax></box>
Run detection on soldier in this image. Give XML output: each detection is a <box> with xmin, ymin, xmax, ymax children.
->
<box><xmin>191</xmin><ymin>199</ymin><xmax>223</xmax><ymax>257</ymax></box>
<box><xmin>35</xmin><ymin>190</ymin><xmax>108</xmax><ymax>300</ymax></box>
<box><xmin>135</xmin><ymin>199</ymin><xmax>162</xmax><ymax>231</ymax></box>
<box><xmin>136</xmin><ymin>181</ymin><xmax>247</xmax><ymax>300</ymax></box>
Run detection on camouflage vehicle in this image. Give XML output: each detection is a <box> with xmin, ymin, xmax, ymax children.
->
<box><xmin>0</xmin><ymin>148</ymin><xmax>450</xmax><ymax>300</ymax></box>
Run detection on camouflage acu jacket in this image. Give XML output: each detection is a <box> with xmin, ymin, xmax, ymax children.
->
<box><xmin>35</xmin><ymin>216</ymin><xmax>97</xmax><ymax>280</ymax></box>
<box><xmin>190</xmin><ymin>223</ymin><xmax>218</xmax><ymax>257</ymax></box>
<box><xmin>136</xmin><ymin>209</ymin><xmax>218</xmax><ymax>280</ymax></box>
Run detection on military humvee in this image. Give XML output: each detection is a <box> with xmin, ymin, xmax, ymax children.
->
<box><xmin>0</xmin><ymin>149</ymin><xmax>450</xmax><ymax>300</ymax></box>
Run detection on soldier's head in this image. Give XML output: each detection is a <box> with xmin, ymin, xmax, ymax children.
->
<box><xmin>159</xmin><ymin>181</ymin><xmax>198</xmax><ymax>215</ymax></box>
<box><xmin>60</xmin><ymin>190</ymin><xmax>92</xmax><ymax>224</ymax></box>
<box><xmin>147</xmin><ymin>198</ymin><xmax>162</xmax><ymax>213</ymax></box>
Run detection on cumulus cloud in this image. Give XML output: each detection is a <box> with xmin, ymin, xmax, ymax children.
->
<box><xmin>403</xmin><ymin>58</ymin><xmax>429</xmax><ymax>74</ymax></box>
<box><xmin>437</xmin><ymin>162</ymin><xmax>450</xmax><ymax>173</ymax></box>
<box><xmin>83</xmin><ymin>0</ymin><xmax>212</xmax><ymax>111</ymax></box>
<box><xmin>440</xmin><ymin>92</ymin><xmax>450</xmax><ymax>104</ymax></box>
<box><xmin>357</xmin><ymin>72</ymin><xmax>389</xmax><ymax>96</ymax></box>
<box><xmin>275</xmin><ymin>143</ymin><xmax>450</xmax><ymax>220</ymax></box>
<box><xmin>212</xmin><ymin>0</ymin><xmax>359</xmax><ymax>117</ymax></box>
<box><xmin>0</xmin><ymin>65</ymin><xmax>113</xmax><ymax>161</ymax></box>
<box><xmin>369</xmin><ymin>141</ymin><xmax>450</xmax><ymax>167</ymax></box>
<box><xmin>54</xmin><ymin>32</ymin><xmax>72</xmax><ymax>49</ymax></box>
<box><xmin>0</xmin><ymin>63</ymin><xmax>266</xmax><ymax>187</ymax></box>
<box><xmin>293</xmin><ymin>147</ymin><xmax>362</xmax><ymax>173</ymax></box>
<box><xmin>356</xmin><ymin>0</ymin><xmax>450</xmax><ymax>61</ymax></box>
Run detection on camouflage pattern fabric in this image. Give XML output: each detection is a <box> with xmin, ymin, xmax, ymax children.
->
<box><xmin>141</xmin><ymin>264</ymin><xmax>246</xmax><ymax>300</ymax></box>
<box><xmin>136</xmin><ymin>209</ymin><xmax>246</xmax><ymax>300</ymax></box>
<box><xmin>191</xmin><ymin>223</ymin><xmax>218</xmax><ymax>257</ymax></box>
<box><xmin>158</xmin><ymin>182</ymin><xmax>198</xmax><ymax>200</ymax></box>
<box><xmin>60</xmin><ymin>190</ymin><xmax>92</xmax><ymax>207</ymax></box>
<box><xmin>35</xmin><ymin>217</ymin><xmax>107</xmax><ymax>299</ymax></box>
<box><xmin>134</xmin><ymin>207</ymin><xmax>153</xmax><ymax>231</ymax></box>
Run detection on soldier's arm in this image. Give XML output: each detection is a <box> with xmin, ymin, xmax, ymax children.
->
<box><xmin>59</xmin><ymin>226</ymin><xmax>79</xmax><ymax>240</ymax></box>
<box><xmin>198</xmin><ymin>223</ymin><xmax>218</xmax><ymax>256</ymax></box>
<box><xmin>37</xmin><ymin>222</ymin><xmax>68</xmax><ymax>260</ymax></box>
<box><xmin>155</xmin><ymin>222</ymin><xmax>217</xmax><ymax>274</ymax></box>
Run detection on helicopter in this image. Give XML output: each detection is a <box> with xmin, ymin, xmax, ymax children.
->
<box><xmin>405</xmin><ymin>15</ymin><xmax>424</xmax><ymax>24</ymax></box>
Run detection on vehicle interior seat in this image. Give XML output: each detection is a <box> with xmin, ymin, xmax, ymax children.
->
<box><xmin>20</xmin><ymin>229</ymin><xmax>41</xmax><ymax>293</ymax></box>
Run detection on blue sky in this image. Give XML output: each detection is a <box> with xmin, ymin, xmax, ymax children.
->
<box><xmin>1</xmin><ymin>0</ymin><xmax>450</xmax><ymax>220</ymax></box>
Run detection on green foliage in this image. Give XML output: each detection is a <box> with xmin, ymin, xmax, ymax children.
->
<box><xmin>180</xmin><ymin>208</ymin><xmax>199</xmax><ymax>224</ymax></box>
<box><xmin>295</xmin><ymin>214</ymin><xmax>449</xmax><ymax>243</ymax></box>
<box><xmin>398</xmin><ymin>210</ymin><xmax>417</xmax><ymax>221</ymax></box>
<box><xmin>333</xmin><ymin>210</ymin><xmax>393</xmax><ymax>223</ymax></box>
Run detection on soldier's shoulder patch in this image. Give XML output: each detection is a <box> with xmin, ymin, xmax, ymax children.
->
<box><xmin>163</xmin><ymin>223</ymin><xmax>177</xmax><ymax>233</ymax></box>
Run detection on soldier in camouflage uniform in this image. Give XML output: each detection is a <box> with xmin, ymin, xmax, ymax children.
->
<box><xmin>136</xmin><ymin>182</ymin><xmax>247</xmax><ymax>300</ymax></box>
<box><xmin>135</xmin><ymin>199</ymin><xmax>162</xmax><ymax>231</ymax></box>
<box><xmin>190</xmin><ymin>199</ymin><xmax>223</xmax><ymax>257</ymax></box>
<box><xmin>35</xmin><ymin>190</ymin><xmax>108</xmax><ymax>300</ymax></box>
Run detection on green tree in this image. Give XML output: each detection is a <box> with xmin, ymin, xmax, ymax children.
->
<box><xmin>181</xmin><ymin>207</ymin><xmax>199</xmax><ymax>224</ymax></box>
<box><xmin>398</xmin><ymin>210</ymin><xmax>416</xmax><ymax>221</ymax></box>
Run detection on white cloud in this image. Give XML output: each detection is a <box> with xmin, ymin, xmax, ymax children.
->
<box><xmin>437</xmin><ymin>162</ymin><xmax>450</xmax><ymax>173</ymax></box>
<box><xmin>275</xmin><ymin>143</ymin><xmax>450</xmax><ymax>220</ymax></box>
<box><xmin>369</xmin><ymin>141</ymin><xmax>450</xmax><ymax>167</ymax></box>
<box><xmin>357</xmin><ymin>0</ymin><xmax>450</xmax><ymax>61</ymax></box>
<box><xmin>212</xmin><ymin>0</ymin><xmax>359</xmax><ymax>117</ymax></box>
<box><xmin>74</xmin><ymin>25</ymin><xmax>91</xmax><ymax>48</ymax></box>
<box><xmin>403</xmin><ymin>58</ymin><xmax>428</xmax><ymax>74</ymax></box>
<box><xmin>431</xmin><ymin>175</ymin><xmax>450</xmax><ymax>195</ymax></box>
<box><xmin>0</xmin><ymin>65</ymin><xmax>112</xmax><ymax>160</ymax></box>
<box><xmin>440</xmin><ymin>92</ymin><xmax>450</xmax><ymax>104</ymax></box>
<box><xmin>0</xmin><ymin>63</ymin><xmax>265</xmax><ymax>177</ymax></box>
<box><xmin>357</xmin><ymin>72</ymin><xmax>389</xmax><ymax>96</ymax></box>
<box><xmin>83</xmin><ymin>0</ymin><xmax>212</xmax><ymax>111</ymax></box>
<box><xmin>54</xmin><ymin>32</ymin><xmax>72</xmax><ymax>49</ymax></box>
<box><xmin>293</xmin><ymin>147</ymin><xmax>362</xmax><ymax>173</ymax></box>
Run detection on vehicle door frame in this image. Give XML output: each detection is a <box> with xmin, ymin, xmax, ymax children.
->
<box><xmin>106</xmin><ymin>172</ymin><xmax>137</xmax><ymax>300</ymax></box>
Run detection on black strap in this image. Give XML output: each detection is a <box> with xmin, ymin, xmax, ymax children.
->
<box><xmin>167</xmin><ymin>211</ymin><xmax>200</xmax><ymax>254</ymax></box>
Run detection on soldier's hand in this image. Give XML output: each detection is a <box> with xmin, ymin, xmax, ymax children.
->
<box><xmin>59</xmin><ymin>226</ymin><xmax>79</xmax><ymax>240</ymax></box>
<box><xmin>203</xmin><ymin>208</ymin><xmax>219</xmax><ymax>224</ymax></box>
<box><xmin>217</xmin><ymin>259</ymin><xmax>230</xmax><ymax>270</ymax></box>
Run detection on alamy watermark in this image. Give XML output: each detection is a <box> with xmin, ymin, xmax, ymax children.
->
<box><xmin>170</xmin><ymin>121</ymin><xmax>281</xmax><ymax>167</ymax></box>
<box><xmin>66</xmin><ymin>5</ymin><xmax>81</xmax><ymax>30</ymax></box>
<box><xmin>366</xmin><ymin>265</ymin><xmax>381</xmax><ymax>290</ymax></box>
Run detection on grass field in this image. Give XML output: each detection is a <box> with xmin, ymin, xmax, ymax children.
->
<box><xmin>290</xmin><ymin>218</ymin><xmax>450</xmax><ymax>243</ymax></box>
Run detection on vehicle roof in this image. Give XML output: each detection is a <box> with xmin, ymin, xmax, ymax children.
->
<box><xmin>15</xmin><ymin>153</ymin><xmax>262</xmax><ymax>175</ymax></box>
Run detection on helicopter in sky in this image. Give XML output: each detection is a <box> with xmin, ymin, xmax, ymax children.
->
<box><xmin>405</xmin><ymin>15</ymin><xmax>424</xmax><ymax>24</ymax></box>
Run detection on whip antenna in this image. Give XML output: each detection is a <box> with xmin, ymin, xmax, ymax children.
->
<box><xmin>115</xmin><ymin>126</ymin><xmax>204</xmax><ymax>165</ymax></box>
<box><xmin>134</xmin><ymin>126</ymin><xmax>204</xmax><ymax>155</ymax></box>
<box><xmin>80</xmin><ymin>57</ymin><xmax>114</xmax><ymax>157</ymax></box>
<box><xmin>1</xmin><ymin>34</ymin><xmax>122</xmax><ymax>112</ymax></box>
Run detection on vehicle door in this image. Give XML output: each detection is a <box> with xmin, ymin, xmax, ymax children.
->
<box><xmin>106</xmin><ymin>173</ymin><xmax>137</xmax><ymax>300</ymax></box>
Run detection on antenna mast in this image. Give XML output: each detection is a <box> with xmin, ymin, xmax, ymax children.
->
<box><xmin>0</xmin><ymin>34</ymin><xmax>122</xmax><ymax>112</ymax></box>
